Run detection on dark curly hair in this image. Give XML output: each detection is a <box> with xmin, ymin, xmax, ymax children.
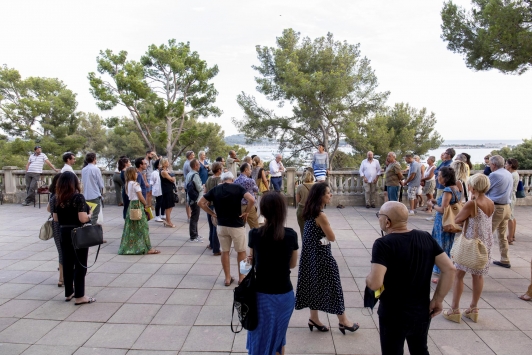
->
<box><xmin>439</xmin><ymin>166</ymin><xmax>457</xmax><ymax>187</ymax></box>
<box><xmin>302</xmin><ymin>183</ymin><xmax>330</xmax><ymax>221</ymax></box>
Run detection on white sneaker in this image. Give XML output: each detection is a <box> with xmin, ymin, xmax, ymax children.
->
<box><xmin>161</xmin><ymin>215</ymin><xmax>166</xmax><ymax>219</ymax></box>
<box><xmin>188</xmin><ymin>238</ymin><xmax>203</xmax><ymax>243</ymax></box>
<box><xmin>155</xmin><ymin>217</ymin><xmax>163</xmax><ymax>222</ymax></box>
<box><xmin>425</xmin><ymin>217</ymin><xmax>435</xmax><ymax>221</ymax></box>
<box><xmin>409</xmin><ymin>210</ymin><xmax>415</xmax><ymax>215</ymax></box>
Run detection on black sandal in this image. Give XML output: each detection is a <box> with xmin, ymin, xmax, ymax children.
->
<box><xmin>308</xmin><ymin>319</ymin><xmax>329</xmax><ymax>332</ymax></box>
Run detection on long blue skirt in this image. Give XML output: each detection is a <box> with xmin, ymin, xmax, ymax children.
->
<box><xmin>246</xmin><ymin>291</ymin><xmax>295</xmax><ymax>355</ymax></box>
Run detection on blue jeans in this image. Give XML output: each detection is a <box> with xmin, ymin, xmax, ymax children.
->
<box><xmin>387</xmin><ymin>186</ymin><xmax>400</xmax><ymax>202</ymax></box>
<box><xmin>271</xmin><ymin>177</ymin><xmax>282</xmax><ymax>192</ymax></box>
<box><xmin>207</xmin><ymin>205</ymin><xmax>220</xmax><ymax>253</ymax></box>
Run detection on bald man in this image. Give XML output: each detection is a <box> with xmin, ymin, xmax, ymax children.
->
<box><xmin>367</xmin><ymin>201</ymin><xmax>455</xmax><ymax>355</ymax></box>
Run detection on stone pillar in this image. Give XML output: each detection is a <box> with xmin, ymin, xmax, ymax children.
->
<box><xmin>286</xmin><ymin>167</ymin><xmax>296</xmax><ymax>196</ymax></box>
<box><xmin>3</xmin><ymin>166</ymin><xmax>18</xmax><ymax>194</ymax></box>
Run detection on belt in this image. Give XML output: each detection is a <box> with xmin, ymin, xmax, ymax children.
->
<box><xmin>271</xmin><ymin>176</ymin><xmax>282</xmax><ymax>179</ymax></box>
<box><xmin>494</xmin><ymin>202</ymin><xmax>508</xmax><ymax>206</ymax></box>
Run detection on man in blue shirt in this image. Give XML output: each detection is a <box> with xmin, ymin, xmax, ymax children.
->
<box><xmin>234</xmin><ymin>163</ymin><xmax>259</xmax><ymax>228</ymax></box>
<box><xmin>134</xmin><ymin>157</ymin><xmax>147</xmax><ymax>200</ymax></box>
<box><xmin>486</xmin><ymin>155</ymin><xmax>514</xmax><ymax>268</ymax></box>
<box><xmin>81</xmin><ymin>153</ymin><xmax>104</xmax><ymax>225</ymax></box>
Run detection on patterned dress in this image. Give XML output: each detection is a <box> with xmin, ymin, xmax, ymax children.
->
<box><xmin>295</xmin><ymin>216</ymin><xmax>345</xmax><ymax>315</ymax></box>
<box><xmin>432</xmin><ymin>187</ymin><xmax>461</xmax><ymax>274</ymax></box>
<box><xmin>118</xmin><ymin>182</ymin><xmax>152</xmax><ymax>255</ymax></box>
<box><xmin>455</xmin><ymin>205</ymin><xmax>494</xmax><ymax>275</ymax></box>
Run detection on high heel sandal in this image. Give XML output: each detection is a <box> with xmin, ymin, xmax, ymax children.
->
<box><xmin>443</xmin><ymin>308</ymin><xmax>461</xmax><ymax>323</ymax></box>
<box><xmin>163</xmin><ymin>221</ymin><xmax>176</xmax><ymax>228</ymax></box>
<box><xmin>339</xmin><ymin>322</ymin><xmax>359</xmax><ymax>335</ymax></box>
<box><xmin>308</xmin><ymin>319</ymin><xmax>329</xmax><ymax>332</ymax></box>
<box><xmin>463</xmin><ymin>307</ymin><xmax>479</xmax><ymax>323</ymax></box>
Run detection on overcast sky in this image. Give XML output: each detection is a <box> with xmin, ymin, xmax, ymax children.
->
<box><xmin>1</xmin><ymin>0</ymin><xmax>530</xmax><ymax>142</ymax></box>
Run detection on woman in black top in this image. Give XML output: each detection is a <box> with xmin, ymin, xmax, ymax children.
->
<box><xmin>119</xmin><ymin>157</ymin><xmax>131</xmax><ymax>219</ymax></box>
<box><xmin>247</xmin><ymin>193</ymin><xmax>298</xmax><ymax>355</ymax></box>
<box><xmin>51</xmin><ymin>172</ymin><xmax>96</xmax><ymax>305</ymax></box>
<box><xmin>47</xmin><ymin>173</ymin><xmax>63</xmax><ymax>287</ymax></box>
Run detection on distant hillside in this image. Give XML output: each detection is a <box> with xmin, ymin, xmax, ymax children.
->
<box><xmin>224</xmin><ymin>134</ymin><xmax>275</xmax><ymax>145</ymax></box>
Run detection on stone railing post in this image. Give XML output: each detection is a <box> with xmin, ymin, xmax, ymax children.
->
<box><xmin>3</xmin><ymin>166</ymin><xmax>18</xmax><ymax>194</ymax></box>
<box><xmin>286</xmin><ymin>167</ymin><xmax>296</xmax><ymax>196</ymax></box>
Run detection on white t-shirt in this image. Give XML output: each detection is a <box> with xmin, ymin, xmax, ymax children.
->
<box><xmin>269</xmin><ymin>160</ymin><xmax>284</xmax><ymax>177</ymax></box>
<box><xmin>61</xmin><ymin>164</ymin><xmax>74</xmax><ymax>173</ymax></box>
<box><xmin>359</xmin><ymin>159</ymin><xmax>381</xmax><ymax>183</ymax></box>
<box><xmin>127</xmin><ymin>181</ymin><xmax>142</xmax><ymax>201</ymax></box>
<box><xmin>27</xmin><ymin>153</ymin><xmax>48</xmax><ymax>173</ymax></box>
<box><xmin>150</xmin><ymin>170</ymin><xmax>162</xmax><ymax>197</ymax></box>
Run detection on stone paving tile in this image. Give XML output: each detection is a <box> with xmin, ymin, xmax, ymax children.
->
<box><xmin>74</xmin><ymin>347</ymin><xmax>127</xmax><ymax>355</ymax></box>
<box><xmin>0</xmin><ymin>300</ymin><xmax>45</xmax><ymax>318</ymax></box>
<box><xmin>0</xmin><ymin>343</ymin><xmax>29</xmax><ymax>355</ymax></box>
<box><xmin>0</xmin><ymin>283</ymin><xmax>34</xmax><ymax>298</ymax></box>
<box><xmin>21</xmin><ymin>344</ymin><xmax>79</xmax><ymax>355</ymax></box>
<box><xmin>141</xmin><ymin>274</ymin><xmax>183</xmax><ymax>288</ymax></box>
<box><xmin>25</xmin><ymin>300</ymin><xmax>78</xmax><ymax>321</ymax></box>
<box><xmin>181</xmin><ymin>326</ymin><xmax>235</xmax><ymax>352</ymax></box>
<box><xmin>108</xmin><ymin>273</ymin><xmax>151</xmax><ymax>288</ymax></box>
<box><xmin>0</xmin><ymin>319</ymin><xmax>59</xmax><ymax>344</ymax></box>
<box><xmin>284</xmin><ymin>327</ymin><xmax>335</xmax><ymax>353</ymax></box>
<box><xmin>151</xmin><ymin>305</ymin><xmax>201</xmax><ymax>325</ymax></box>
<box><xmin>93</xmin><ymin>287</ymin><xmax>138</xmax><ymax>303</ymax></box>
<box><xmin>165</xmin><ymin>289</ymin><xmax>210</xmax><ymax>305</ymax></box>
<box><xmin>108</xmin><ymin>304</ymin><xmax>161</xmax><ymax>324</ymax></box>
<box><xmin>498</xmin><ymin>309</ymin><xmax>532</xmax><ymax>330</ymax></box>
<box><xmin>126</xmin><ymin>288</ymin><xmax>173</xmax><ymax>304</ymax></box>
<box><xmin>36</xmin><ymin>321</ymin><xmax>103</xmax><ymax>346</ymax></box>
<box><xmin>85</xmin><ymin>323</ymin><xmax>146</xmax><ymax>349</ymax></box>
<box><xmin>16</xmin><ymin>285</ymin><xmax>63</xmax><ymax>301</ymax></box>
<box><xmin>476</xmin><ymin>330</ymin><xmax>532</xmax><ymax>355</ymax></box>
<box><xmin>66</xmin><ymin>302</ymin><xmax>122</xmax><ymax>323</ymax></box>
<box><xmin>429</xmin><ymin>329</ymin><xmax>496</xmax><ymax>354</ymax></box>
<box><xmin>131</xmin><ymin>325</ymin><xmax>190</xmax><ymax>351</ymax></box>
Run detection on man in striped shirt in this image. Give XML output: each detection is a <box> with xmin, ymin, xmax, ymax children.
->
<box><xmin>22</xmin><ymin>146</ymin><xmax>58</xmax><ymax>206</ymax></box>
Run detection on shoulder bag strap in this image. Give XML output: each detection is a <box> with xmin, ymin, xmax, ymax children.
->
<box><xmin>462</xmin><ymin>181</ymin><xmax>468</xmax><ymax>202</ymax></box>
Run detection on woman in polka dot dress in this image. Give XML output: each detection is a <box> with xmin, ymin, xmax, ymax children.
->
<box><xmin>295</xmin><ymin>183</ymin><xmax>359</xmax><ymax>335</ymax></box>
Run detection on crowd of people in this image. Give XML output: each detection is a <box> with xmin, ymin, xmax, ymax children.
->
<box><xmin>18</xmin><ymin>143</ymin><xmax>532</xmax><ymax>354</ymax></box>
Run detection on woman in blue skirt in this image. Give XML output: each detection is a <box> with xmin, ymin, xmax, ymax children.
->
<box><xmin>247</xmin><ymin>192</ymin><xmax>299</xmax><ymax>355</ymax></box>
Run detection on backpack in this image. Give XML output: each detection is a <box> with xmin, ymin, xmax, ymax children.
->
<box><xmin>186</xmin><ymin>173</ymin><xmax>199</xmax><ymax>203</ymax></box>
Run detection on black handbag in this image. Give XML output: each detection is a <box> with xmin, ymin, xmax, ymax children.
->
<box><xmin>71</xmin><ymin>223</ymin><xmax>103</xmax><ymax>268</ymax></box>
<box><xmin>516</xmin><ymin>181</ymin><xmax>526</xmax><ymax>198</ymax></box>
<box><xmin>231</xmin><ymin>254</ymin><xmax>258</xmax><ymax>333</ymax></box>
<box><xmin>363</xmin><ymin>286</ymin><xmax>379</xmax><ymax>314</ymax></box>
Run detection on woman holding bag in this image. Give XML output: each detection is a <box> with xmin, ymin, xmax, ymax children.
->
<box><xmin>118</xmin><ymin>167</ymin><xmax>160</xmax><ymax>255</ymax></box>
<box><xmin>426</xmin><ymin>167</ymin><xmax>462</xmax><ymax>283</ymax></box>
<box><xmin>443</xmin><ymin>174</ymin><xmax>494</xmax><ymax>323</ymax></box>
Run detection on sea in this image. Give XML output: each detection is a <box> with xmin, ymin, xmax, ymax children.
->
<box><xmin>240</xmin><ymin>139</ymin><xmax>523</xmax><ymax>165</ymax></box>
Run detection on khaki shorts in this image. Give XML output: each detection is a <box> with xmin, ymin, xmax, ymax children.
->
<box><xmin>407</xmin><ymin>186</ymin><xmax>418</xmax><ymax>200</ymax></box>
<box><xmin>217</xmin><ymin>225</ymin><xmax>247</xmax><ymax>252</ymax></box>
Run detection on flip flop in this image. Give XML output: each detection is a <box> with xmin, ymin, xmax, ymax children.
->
<box><xmin>224</xmin><ymin>277</ymin><xmax>235</xmax><ymax>287</ymax></box>
<box><xmin>75</xmin><ymin>297</ymin><xmax>96</xmax><ymax>305</ymax></box>
<box><xmin>518</xmin><ymin>294</ymin><xmax>531</xmax><ymax>301</ymax></box>
<box><xmin>147</xmin><ymin>249</ymin><xmax>161</xmax><ymax>254</ymax></box>
<box><xmin>65</xmin><ymin>293</ymin><xmax>74</xmax><ymax>302</ymax></box>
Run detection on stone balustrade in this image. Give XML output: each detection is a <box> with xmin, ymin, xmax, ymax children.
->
<box><xmin>1</xmin><ymin>167</ymin><xmax>531</xmax><ymax>206</ymax></box>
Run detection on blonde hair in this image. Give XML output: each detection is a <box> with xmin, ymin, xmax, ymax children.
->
<box><xmin>125</xmin><ymin>167</ymin><xmax>137</xmax><ymax>184</ymax></box>
<box><xmin>252</xmin><ymin>156</ymin><xmax>261</xmax><ymax>168</ymax></box>
<box><xmin>451</xmin><ymin>160</ymin><xmax>469</xmax><ymax>182</ymax></box>
<box><xmin>467</xmin><ymin>173</ymin><xmax>490</xmax><ymax>194</ymax></box>
<box><xmin>160</xmin><ymin>158</ymin><xmax>169</xmax><ymax>168</ymax></box>
<box><xmin>303</xmin><ymin>170</ymin><xmax>315</xmax><ymax>183</ymax></box>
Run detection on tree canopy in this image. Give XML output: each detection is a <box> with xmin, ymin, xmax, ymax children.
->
<box><xmin>441</xmin><ymin>0</ymin><xmax>532</xmax><ymax>74</ymax></box>
<box><xmin>347</xmin><ymin>103</ymin><xmax>443</xmax><ymax>162</ymax></box>
<box><xmin>234</xmin><ymin>29</ymin><xmax>389</xmax><ymax>167</ymax></box>
<box><xmin>492</xmin><ymin>138</ymin><xmax>532</xmax><ymax>169</ymax></box>
<box><xmin>88</xmin><ymin>39</ymin><xmax>222</xmax><ymax>162</ymax></box>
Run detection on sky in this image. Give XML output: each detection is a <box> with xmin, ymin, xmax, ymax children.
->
<box><xmin>1</xmin><ymin>0</ymin><xmax>530</xmax><ymax>142</ymax></box>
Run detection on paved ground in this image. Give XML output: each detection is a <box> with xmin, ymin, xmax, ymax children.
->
<box><xmin>0</xmin><ymin>202</ymin><xmax>531</xmax><ymax>355</ymax></box>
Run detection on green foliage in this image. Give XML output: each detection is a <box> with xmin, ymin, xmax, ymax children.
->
<box><xmin>331</xmin><ymin>151</ymin><xmax>360</xmax><ymax>170</ymax></box>
<box><xmin>88</xmin><ymin>39</ymin><xmax>222</xmax><ymax>160</ymax></box>
<box><xmin>441</xmin><ymin>0</ymin><xmax>532</xmax><ymax>74</ymax></box>
<box><xmin>234</xmin><ymin>29</ymin><xmax>389</xmax><ymax>166</ymax></box>
<box><xmin>491</xmin><ymin>138</ymin><xmax>532</xmax><ymax>169</ymax></box>
<box><xmin>0</xmin><ymin>65</ymin><xmax>78</xmax><ymax>139</ymax></box>
<box><xmin>347</xmin><ymin>103</ymin><xmax>443</xmax><ymax>162</ymax></box>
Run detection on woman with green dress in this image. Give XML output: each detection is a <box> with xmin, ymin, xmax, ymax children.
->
<box><xmin>118</xmin><ymin>167</ymin><xmax>160</xmax><ymax>255</ymax></box>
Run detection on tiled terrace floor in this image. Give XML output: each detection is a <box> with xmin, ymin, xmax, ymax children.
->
<box><xmin>0</xmin><ymin>202</ymin><xmax>531</xmax><ymax>355</ymax></box>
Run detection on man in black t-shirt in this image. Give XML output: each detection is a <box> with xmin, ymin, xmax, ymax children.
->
<box><xmin>199</xmin><ymin>171</ymin><xmax>255</xmax><ymax>286</ymax></box>
<box><xmin>366</xmin><ymin>201</ymin><xmax>455</xmax><ymax>355</ymax></box>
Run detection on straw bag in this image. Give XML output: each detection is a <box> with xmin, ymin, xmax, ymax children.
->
<box><xmin>450</xmin><ymin>201</ymin><xmax>488</xmax><ymax>270</ymax></box>
<box><xmin>442</xmin><ymin>189</ymin><xmax>463</xmax><ymax>233</ymax></box>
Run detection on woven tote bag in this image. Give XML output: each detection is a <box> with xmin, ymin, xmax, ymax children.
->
<box><xmin>443</xmin><ymin>189</ymin><xmax>463</xmax><ymax>233</ymax></box>
<box><xmin>450</xmin><ymin>201</ymin><xmax>488</xmax><ymax>270</ymax></box>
